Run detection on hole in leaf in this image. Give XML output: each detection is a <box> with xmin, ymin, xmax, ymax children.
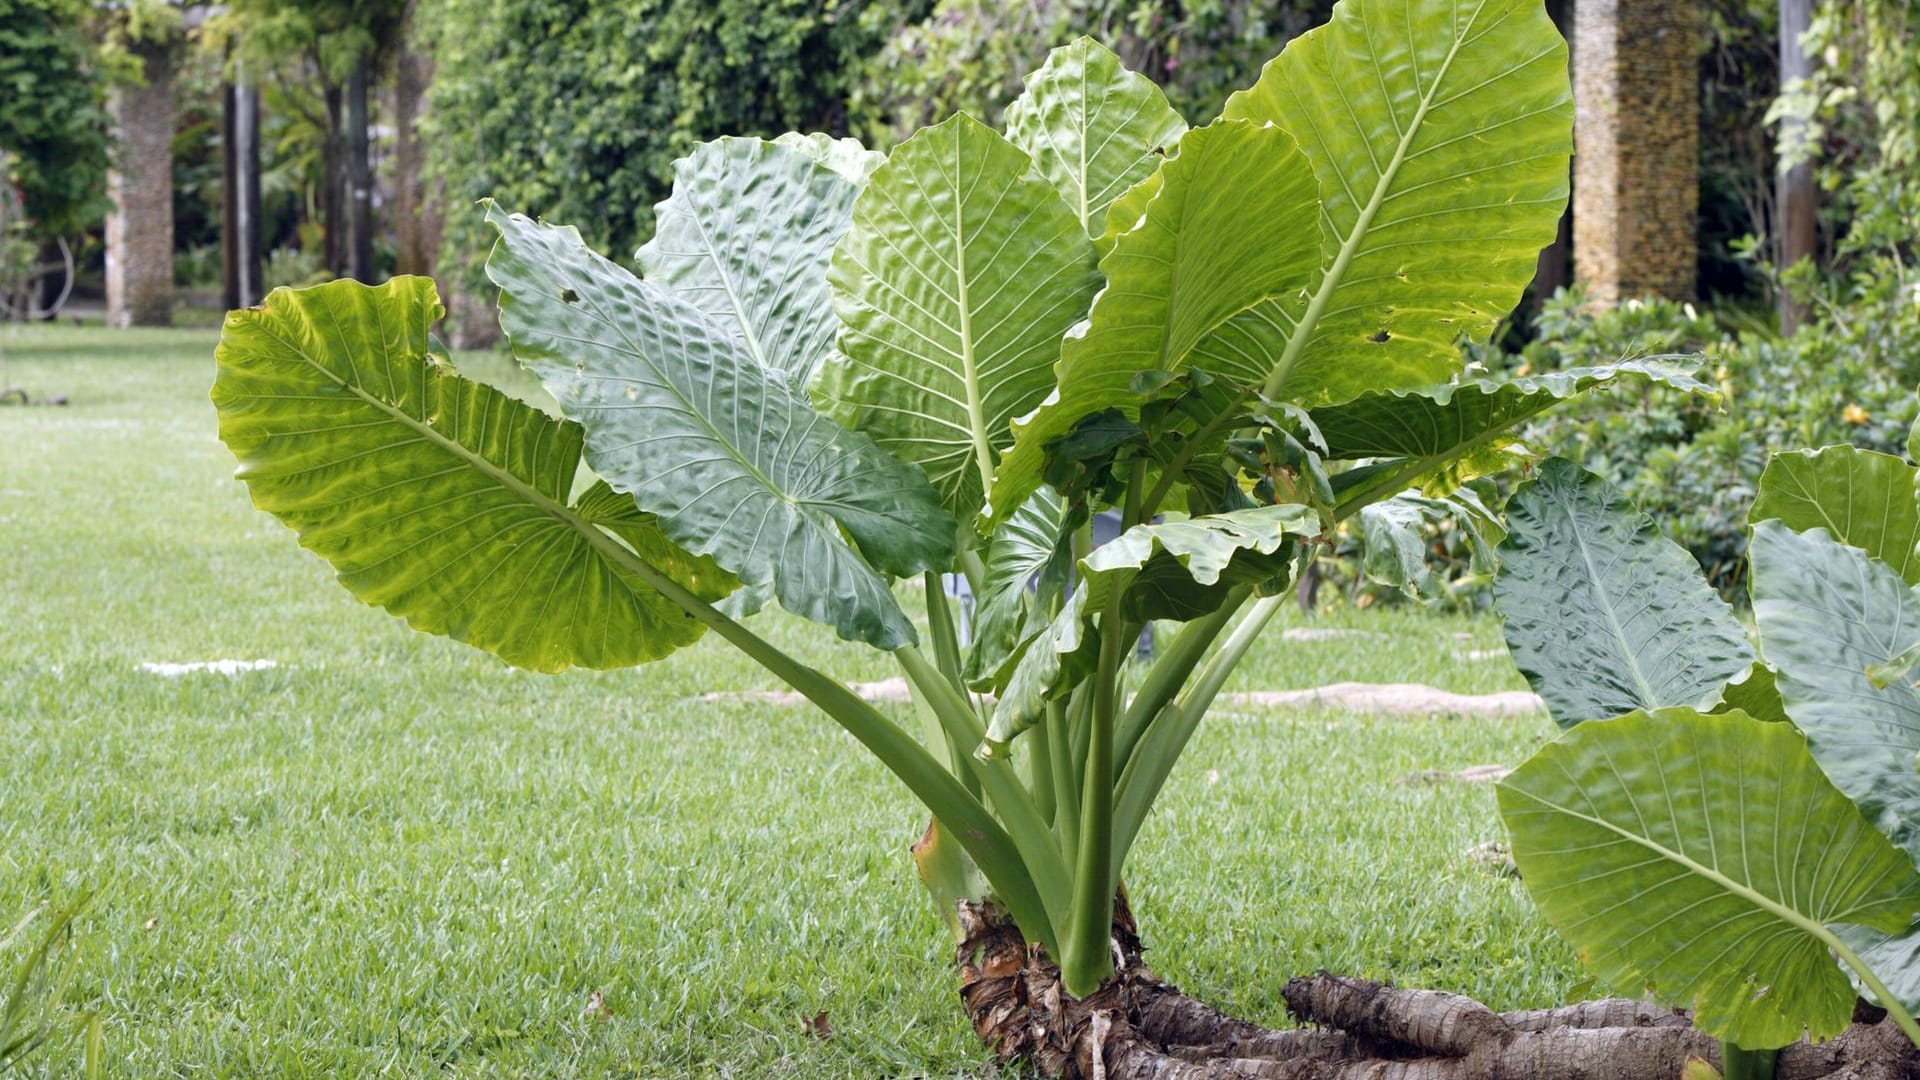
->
<box><xmin>1368</xmin><ymin>329</ymin><xmax>1391</xmax><ymax>344</ymax></box>
<box><xmin>560</xmin><ymin>288</ymin><xmax>580</xmax><ymax>304</ymax></box>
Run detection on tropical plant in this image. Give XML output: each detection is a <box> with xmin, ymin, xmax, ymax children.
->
<box><xmin>1492</xmin><ymin>445</ymin><xmax>1920</xmax><ymax>1076</ymax></box>
<box><xmin>209</xmin><ymin>1</ymin><xmax>1750</xmax><ymax>1072</ymax></box>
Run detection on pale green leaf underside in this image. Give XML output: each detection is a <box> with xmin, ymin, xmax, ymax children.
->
<box><xmin>821</xmin><ymin>113</ymin><xmax>1100</xmax><ymax>520</ymax></box>
<box><xmin>1222</xmin><ymin>0</ymin><xmax>1573</xmax><ymax>405</ymax></box>
<box><xmin>1499</xmin><ymin>708</ymin><xmax>1920</xmax><ymax>1048</ymax></box>
<box><xmin>990</xmin><ymin>120</ymin><xmax>1323</xmax><ymax>522</ymax></box>
<box><xmin>1003</xmin><ymin>36</ymin><xmax>1187</xmax><ymax>240</ymax></box>
<box><xmin>1495</xmin><ymin>459</ymin><xmax>1753</xmax><ymax>727</ymax></box>
<box><xmin>771</xmin><ymin>131</ymin><xmax>887</xmax><ymax>185</ymax></box>
<box><xmin>1751</xmin><ymin>446</ymin><xmax>1920</xmax><ymax>585</ymax></box>
<box><xmin>1750</xmin><ymin>520</ymin><xmax>1920</xmax><ymax>866</ymax></box>
<box><xmin>987</xmin><ymin>503</ymin><xmax>1319</xmax><ymax>745</ymax></box>
<box><xmin>637</xmin><ymin>137</ymin><xmax>860</xmax><ymax>388</ymax></box>
<box><xmin>965</xmin><ymin>488</ymin><xmax>1073</xmax><ymax>693</ymax></box>
<box><xmin>1310</xmin><ymin>358</ymin><xmax>1712</xmax><ymax>464</ymax></box>
<box><xmin>211</xmin><ymin>276</ymin><xmax>733</xmax><ymax>673</ymax></box>
<box><xmin>485</xmin><ymin>205</ymin><xmax>957</xmax><ymax>651</ymax></box>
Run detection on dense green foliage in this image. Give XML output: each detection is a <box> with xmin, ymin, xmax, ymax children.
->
<box><xmin>419</xmin><ymin>0</ymin><xmax>919</xmax><ymax>299</ymax></box>
<box><xmin>0</xmin><ymin>0</ymin><xmax>112</xmax><ymax>238</ymax></box>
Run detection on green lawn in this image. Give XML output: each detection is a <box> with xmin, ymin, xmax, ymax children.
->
<box><xmin>0</xmin><ymin>323</ymin><xmax>1578</xmax><ymax>1078</ymax></box>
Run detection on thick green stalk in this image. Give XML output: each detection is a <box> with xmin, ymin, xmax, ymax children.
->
<box><xmin>1719</xmin><ymin>1042</ymin><xmax>1777</xmax><ymax>1080</ymax></box>
<box><xmin>1062</xmin><ymin>595</ymin><xmax>1128</xmax><ymax>996</ymax></box>
<box><xmin>594</xmin><ymin>536</ymin><xmax>1056</xmax><ymax>951</ymax></box>
<box><xmin>1110</xmin><ymin>593</ymin><xmax>1287</xmax><ymax>883</ymax></box>
<box><xmin>1047</xmin><ymin>697</ymin><xmax>1081</xmax><ymax>861</ymax></box>
<box><xmin>1113</xmin><ymin>594</ymin><xmax>1246</xmax><ymax>779</ymax></box>
<box><xmin>1028</xmin><ymin>716</ymin><xmax>1058</xmax><ymax>826</ymax></box>
<box><xmin>920</xmin><ymin>572</ymin><xmax>982</xmax><ymax>798</ymax></box>
<box><xmin>896</xmin><ymin>646</ymin><xmax>1073</xmax><ymax>932</ymax></box>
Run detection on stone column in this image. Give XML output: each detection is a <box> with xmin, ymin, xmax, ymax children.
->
<box><xmin>106</xmin><ymin>41</ymin><xmax>175</xmax><ymax>328</ymax></box>
<box><xmin>1572</xmin><ymin>0</ymin><xmax>1700</xmax><ymax>306</ymax></box>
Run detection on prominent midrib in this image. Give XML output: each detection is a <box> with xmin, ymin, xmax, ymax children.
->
<box><xmin>952</xmin><ymin>135</ymin><xmax>998</xmax><ymax>504</ymax></box>
<box><xmin>1507</xmin><ymin>782</ymin><xmax>1880</xmax><ymax>959</ymax></box>
<box><xmin>1259</xmin><ymin>12</ymin><xmax>1480</xmax><ymax>401</ymax></box>
<box><xmin>1565</xmin><ymin>501</ymin><xmax>1663</xmax><ymax>708</ymax></box>
<box><xmin>258</xmin><ymin>326</ymin><xmax>626</xmax><ymax>574</ymax></box>
<box><xmin>690</xmin><ymin>209</ymin><xmax>770</xmax><ymax>372</ymax></box>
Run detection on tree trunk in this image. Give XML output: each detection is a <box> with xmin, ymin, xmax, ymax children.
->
<box><xmin>1776</xmin><ymin>0</ymin><xmax>1817</xmax><ymax>333</ymax></box>
<box><xmin>346</xmin><ymin>54</ymin><xmax>376</xmax><ymax>284</ymax></box>
<box><xmin>953</xmin><ymin>902</ymin><xmax>1920</xmax><ymax>1079</ymax></box>
<box><xmin>321</xmin><ymin>82</ymin><xmax>345</xmax><ymax>278</ymax></box>
<box><xmin>221</xmin><ymin>69</ymin><xmax>263</xmax><ymax>310</ymax></box>
<box><xmin>105</xmin><ymin>41</ymin><xmax>175</xmax><ymax>328</ymax></box>
<box><xmin>1571</xmin><ymin>0</ymin><xmax>1701</xmax><ymax>305</ymax></box>
<box><xmin>390</xmin><ymin>15</ymin><xmax>440</xmax><ymax>280</ymax></box>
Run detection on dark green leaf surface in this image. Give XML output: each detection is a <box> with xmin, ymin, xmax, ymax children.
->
<box><xmin>211</xmin><ymin>276</ymin><xmax>732</xmax><ymax>672</ymax></box>
<box><xmin>485</xmin><ymin>205</ymin><xmax>956</xmax><ymax>650</ymax></box>
<box><xmin>1002</xmin><ymin>37</ymin><xmax>1187</xmax><ymax>240</ymax></box>
<box><xmin>1751</xmin><ymin>446</ymin><xmax>1920</xmax><ymax>585</ymax></box>
<box><xmin>820</xmin><ymin>114</ymin><xmax>1100</xmax><ymax>519</ymax></box>
<box><xmin>1222</xmin><ymin>0</ymin><xmax>1573</xmax><ymax>405</ymax></box>
<box><xmin>636</xmin><ymin>137</ymin><xmax>861</xmax><ymax>388</ymax></box>
<box><xmin>1500</xmin><ymin>708</ymin><xmax>1920</xmax><ymax>1048</ymax></box>
<box><xmin>1309</xmin><ymin>358</ymin><xmax>1712</xmax><ymax>472</ymax></box>
<box><xmin>1495</xmin><ymin>459</ymin><xmax>1753</xmax><ymax>727</ymax></box>
<box><xmin>1750</xmin><ymin>520</ymin><xmax>1920</xmax><ymax>865</ymax></box>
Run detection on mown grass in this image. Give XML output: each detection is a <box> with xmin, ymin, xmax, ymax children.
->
<box><xmin>0</xmin><ymin>323</ymin><xmax>1579</xmax><ymax>1078</ymax></box>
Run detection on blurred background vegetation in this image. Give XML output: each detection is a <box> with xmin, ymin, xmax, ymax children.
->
<box><xmin>2</xmin><ymin>0</ymin><xmax>1916</xmax><ymax>601</ymax></box>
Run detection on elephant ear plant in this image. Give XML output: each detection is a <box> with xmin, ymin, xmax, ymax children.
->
<box><xmin>1492</xmin><ymin>445</ymin><xmax>1920</xmax><ymax>1078</ymax></box>
<box><xmin>208</xmin><ymin>1</ymin><xmax>1724</xmax><ymax>1073</ymax></box>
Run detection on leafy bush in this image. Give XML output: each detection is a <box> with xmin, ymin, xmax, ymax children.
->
<box><xmin>0</xmin><ymin>0</ymin><xmax>113</xmax><ymax>240</ymax></box>
<box><xmin>418</xmin><ymin>0</ymin><xmax>920</xmax><ymax>321</ymax></box>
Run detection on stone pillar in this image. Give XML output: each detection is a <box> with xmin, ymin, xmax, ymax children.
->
<box><xmin>1572</xmin><ymin>0</ymin><xmax>1699</xmax><ymax>305</ymax></box>
<box><xmin>106</xmin><ymin>42</ymin><xmax>175</xmax><ymax>328</ymax></box>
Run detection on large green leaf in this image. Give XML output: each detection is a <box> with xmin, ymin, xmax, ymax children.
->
<box><xmin>1751</xmin><ymin>446</ymin><xmax>1920</xmax><ymax>585</ymax></box>
<box><xmin>1750</xmin><ymin>520</ymin><xmax>1920</xmax><ymax>864</ymax></box>
<box><xmin>771</xmin><ymin>131</ymin><xmax>886</xmax><ymax>185</ymax></box>
<box><xmin>989</xmin><ymin>120</ymin><xmax>1323</xmax><ymax>522</ymax></box>
<box><xmin>1221</xmin><ymin>0</ymin><xmax>1573</xmax><ymax>405</ymax></box>
<box><xmin>211</xmin><ymin>276</ymin><xmax>734</xmax><ymax>672</ymax></box>
<box><xmin>1002</xmin><ymin>37</ymin><xmax>1187</xmax><ymax>241</ymax></box>
<box><xmin>484</xmin><ymin>205</ymin><xmax>956</xmax><ymax>650</ymax></box>
<box><xmin>964</xmin><ymin>489</ymin><xmax>1075</xmax><ymax>693</ymax></box>
<box><xmin>636</xmin><ymin>137</ymin><xmax>860</xmax><ymax>388</ymax></box>
<box><xmin>985</xmin><ymin>504</ymin><xmax>1318</xmax><ymax>747</ymax></box>
<box><xmin>1495</xmin><ymin>459</ymin><xmax>1753</xmax><ymax>727</ymax></box>
<box><xmin>1309</xmin><ymin>358</ymin><xmax>1711</xmax><ymax>484</ymax></box>
<box><xmin>818</xmin><ymin>113</ymin><xmax>1101</xmax><ymax>519</ymax></box>
<box><xmin>1499</xmin><ymin>707</ymin><xmax>1920</xmax><ymax>1049</ymax></box>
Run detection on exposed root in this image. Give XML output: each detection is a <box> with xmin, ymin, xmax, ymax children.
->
<box><xmin>953</xmin><ymin>903</ymin><xmax>1920</xmax><ymax>1080</ymax></box>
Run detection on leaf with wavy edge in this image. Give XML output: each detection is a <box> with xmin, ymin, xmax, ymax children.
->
<box><xmin>485</xmin><ymin>204</ymin><xmax>956</xmax><ymax>651</ymax></box>
<box><xmin>964</xmin><ymin>489</ymin><xmax>1075</xmax><ymax>693</ymax></box>
<box><xmin>1750</xmin><ymin>520</ymin><xmax>1920</xmax><ymax>865</ymax></box>
<box><xmin>636</xmin><ymin>137</ymin><xmax>859</xmax><ymax>389</ymax></box>
<box><xmin>1003</xmin><ymin>37</ymin><xmax>1187</xmax><ymax>241</ymax></box>
<box><xmin>1310</xmin><ymin>358</ymin><xmax>1711</xmax><ymax>470</ymax></box>
<box><xmin>1751</xmin><ymin>446</ymin><xmax>1920</xmax><ymax>585</ymax></box>
<box><xmin>1494</xmin><ymin>459</ymin><xmax>1753</xmax><ymax>727</ymax></box>
<box><xmin>211</xmin><ymin>276</ymin><xmax>735</xmax><ymax>672</ymax></box>
<box><xmin>986</xmin><ymin>503</ymin><xmax>1319</xmax><ymax>748</ymax></box>
<box><xmin>771</xmin><ymin>131</ymin><xmax>886</xmax><ymax>185</ymax></box>
<box><xmin>989</xmin><ymin>120</ymin><xmax>1323</xmax><ymax>523</ymax></box>
<box><xmin>1499</xmin><ymin>707</ymin><xmax>1920</xmax><ymax>1049</ymax></box>
<box><xmin>1221</xmin><ymin>0</ymin><xmax>1572</xmax><ymax>405</ymax></box>
<box><xmin>818</xmin><ymin>113</ymin><xmax>1100</xmax><ymax>520</ymax></box>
